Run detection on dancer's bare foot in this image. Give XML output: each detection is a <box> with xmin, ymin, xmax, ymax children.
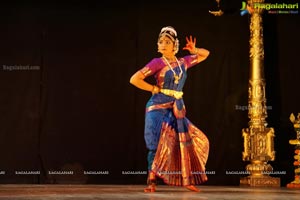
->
<box><xmin>185</xmin><ymin>185</ymin><xmax>200</xmax><ymax>192</ymax></box>
<box><xmin>144</xmin><ymin>183</ymin><xmax>156</xmax><ymax>192</ymax></box>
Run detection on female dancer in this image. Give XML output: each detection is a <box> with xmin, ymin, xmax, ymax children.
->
<box><xmin>130</xmin><ymin>26</ymin><xmax>210</xmax><ymax>192</ymax></box>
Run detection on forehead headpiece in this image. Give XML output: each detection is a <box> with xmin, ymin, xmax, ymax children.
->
<box><xmin>158</xmin><ymin>26</ymin><xmax>179</xmax><ymax>54</ymax></box>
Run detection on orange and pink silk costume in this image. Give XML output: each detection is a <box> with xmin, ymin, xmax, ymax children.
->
<box><xmin>140</xmin><ymin>54</ymin><xmax>209</xmax><ymax>186</ymax></box>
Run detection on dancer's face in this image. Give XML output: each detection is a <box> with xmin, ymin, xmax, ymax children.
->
<box><xmin>157</xmin><ymin>36</ymin><xmax>175</xmax><ymax>56</ymax></box>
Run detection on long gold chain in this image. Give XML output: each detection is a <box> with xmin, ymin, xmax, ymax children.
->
<box><xmin>162</xmin><ymin>56</ymin><xmax>183</xmax><ymax>84</ymax></box>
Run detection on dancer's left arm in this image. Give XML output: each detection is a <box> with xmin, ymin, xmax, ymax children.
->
<box><xmin>183</xmin><ymin>35</ymin><xmax>210</xmax><ymax>63</ymax></box>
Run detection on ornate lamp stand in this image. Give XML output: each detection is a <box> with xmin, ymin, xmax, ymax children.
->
<box><xmin>240</xmin><ymin>0</ymin><xmax>280</xmax><ymax>187</ymax></box>
<box><xmin>287</xmin><ymin>113</ymin><xmax>300</xmax><ymax>188</ymax></box>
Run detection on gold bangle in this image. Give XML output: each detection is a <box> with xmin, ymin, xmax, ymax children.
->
<box><xmin>152</xmin><ymin>85</ymin><xmax>160</xmax><ymax>94</ymax></box>
<box><xmin>191</xmin><ymin>48</ymin><xmax>199</xmax><ymax>55</ymax></box>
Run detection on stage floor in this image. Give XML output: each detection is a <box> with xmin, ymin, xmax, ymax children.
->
<box><xmin>0</xmin><ymin>184</ymin><xmax>300</xmax><ymax>200</ymax></box>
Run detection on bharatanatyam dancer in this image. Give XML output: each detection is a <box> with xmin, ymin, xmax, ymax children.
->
<box><xmin>130</xmin><ymin>26</ymin><xmax>210</xmax><ymax>192</ymax></box>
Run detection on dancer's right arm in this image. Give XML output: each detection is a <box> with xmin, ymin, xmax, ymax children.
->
<box><xmin>130</xmin><ymin>71</ymin><xmax>159</xmax><ymax>94</ymax></box>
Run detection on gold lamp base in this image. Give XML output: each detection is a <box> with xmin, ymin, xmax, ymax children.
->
<box><xmin>240</xmin><ymin>176</ymin><xmax>280</xmax><ymax>187</ymax></box>
<box><xmin>287</xmin><ymin>175</ymin><xmax>300</xmax><ymax>188</ymax></box>
<box><xmin>287</xmin><ymin>183</ymin><xmax>300</xmax><ymax>188</ymax></box>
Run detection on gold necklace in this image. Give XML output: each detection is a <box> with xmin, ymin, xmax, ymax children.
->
<box><xmin>162</xmin><ymin>56</ymin><xmax>183</xmax><ymax>84</ymax></box>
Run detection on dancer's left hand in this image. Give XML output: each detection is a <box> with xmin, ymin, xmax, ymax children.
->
<box><xmin>183</xmin><ymin>35</ymin><xmax>197</xmax><ymax>53</ymax></box>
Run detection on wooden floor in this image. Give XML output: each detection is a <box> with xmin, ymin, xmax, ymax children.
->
<box><xmin>0</xmin><ymin>184</ymin><xmax>300</xmax><ymax>200</ymax></box>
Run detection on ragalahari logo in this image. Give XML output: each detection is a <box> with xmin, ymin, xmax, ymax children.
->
<box><xmin>240</xmin><ymin>1</ymin><xmax>298</xmax><ymax>15</ymax></box>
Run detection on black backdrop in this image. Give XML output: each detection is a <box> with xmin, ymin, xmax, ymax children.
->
<box><xmin>0</xmin><ymin>1</ymin><xmax>299</xmax><ymax>186</ymax></box>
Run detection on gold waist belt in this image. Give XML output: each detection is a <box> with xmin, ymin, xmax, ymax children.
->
<box><xmin>160</xmin><ymin>89</ymin><xmax>183</xmax><ymax>99</ymax></box>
